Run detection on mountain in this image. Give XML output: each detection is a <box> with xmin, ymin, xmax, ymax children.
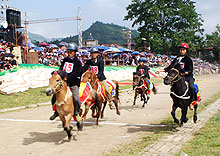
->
<box><xmin>51</xmin><ymin>21</ymin><xmax>139</xmax><ymax>46</ymax></box>
<box><xmin>28</xmin><ymin>32</ymin><xmax>48</xmax><ymax>42</ymax></box>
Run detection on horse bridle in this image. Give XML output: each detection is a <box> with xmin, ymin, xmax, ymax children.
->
<box><xmin>166</xmin><ymin>68</ymin><xmax>182</xmax><ymax>84</ymax></box>
<box><xmin>53</xmin><ymin>77</ymin><xmax>65</xmax><ymax>94</ymax></box>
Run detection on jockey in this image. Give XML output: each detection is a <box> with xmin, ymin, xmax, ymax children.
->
<box><xmin>156</xmin><ymin>43</ymin><xmax>197</xmax><ymax>102</ymax></box>
<box><xmin>81</xmin><ymin>47</ymin><xmax>114</xmax><ymax>103</ymax></box>
<box><xmin>136</xmin><ymin>57</ymin><xmax>150</xmax><ymax>90</ymax></box>
<box><xmin>50</xmin><ymin>43</ymin><xmax>82</xmax><ymax>125</ymax></box>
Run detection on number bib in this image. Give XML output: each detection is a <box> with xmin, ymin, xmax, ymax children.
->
<box><xmin>90</xmin><ymin>66</ymin><xmax>98</xmax><ymax>75</ymax></box>
<box><xmin>63</xmin><ymin>62</ymin><xmax>74</xmax><ymax>73</ymax></box>
<box><xmin>179</xmin><ymin>62</ymin><xmax>185</xmax><ymax>69</ymax></box>
<box><xmin>139</xmin><ymin>69</ymin><xmax>145</xmax><ymax>74</ymax></box>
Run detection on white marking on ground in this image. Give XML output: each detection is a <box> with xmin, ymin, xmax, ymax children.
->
<box><xmin>0</xmin><ymin>118</ymin><xmax>175</xmax><ymax>127</ymax></box>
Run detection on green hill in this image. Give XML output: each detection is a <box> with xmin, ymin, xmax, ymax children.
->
<box><xmin>51</xmin><ymin>21</ymin><xmax>139</xmax><ymax>46</ymax></box>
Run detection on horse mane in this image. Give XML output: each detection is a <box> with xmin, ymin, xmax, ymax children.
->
<box><xmin>133</xmin><ymin>71</ymin><xmax>141</xmax><ymax>76</ymax></box>
<box><xmin>51</xmin><ymin>70</ymin><xmax>67</xmax><ymax>81</ymax></box>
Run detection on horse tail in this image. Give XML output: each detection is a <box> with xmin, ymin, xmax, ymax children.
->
<box><xmin>152</xmin><ymin>83</ymin><xmax>158</xmax><ymax>95</ymax></box>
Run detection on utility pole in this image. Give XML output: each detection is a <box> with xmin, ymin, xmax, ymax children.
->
<box><xmin>77</xmin><ymin>7</ymin><xmax>82</xmax><ymax>48</ymax></box>
<box><xmin>122</xmin><ymin>28</ymin><xmax>131</xmax><ymax>50</ymax></box>
<box><xmin>24</xmin><ymin>12</ymin><xmax>28</xmax><ymax>53</ymax></box>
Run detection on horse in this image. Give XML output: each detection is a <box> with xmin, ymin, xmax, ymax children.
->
<box><xmin>81</xmin><ymin>71</ymin><xmax>120</xmax><ymax>125</ymax></box>
<box><xmin>164</xmin><ymin>68</ymin><xmax>198</xmax><ymax>125</ymax></box>
<box><xmin>133</xmin><ymin>72</ymin><xmax>157</xmax><ymax>107</ymax></box>
<box><xmin>45</xmin><ymin>70</ymin><xmax>75</xmax><ymax>140</ymax></box>
<box><xmin>45</xmin><ymin>70</ymin><xmax>97</xmax><ymax>140</ymax></box>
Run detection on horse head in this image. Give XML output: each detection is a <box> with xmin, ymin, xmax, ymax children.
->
<box><xmin>164</xmin><ymin>68</ymin><xmax>180</xmax><ymax>85</ymax></box>
<box><xmin>81</xmin><ymin>71</ymin><xmax>98</xmax><ymax>87</ymax></box>
<box><xmin>45</xmin><ymin>70</ymin><xmax>67</xmax><ymax>96</ymax></box>
<box><xmin>133</xmin><ymin>71</ymin><xmax>143</xmax><ymax>88</ymax></box>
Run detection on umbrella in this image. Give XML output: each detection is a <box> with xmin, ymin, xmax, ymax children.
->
<box><xmin>81</xmin><ymin>51</ymin><xmax>90</xmax><ymax>56</ymax></box>
<box><xmin>132</xmin><ymin>51</ymin><xmax>140</xmax><ymax>55</ymax></box>
<box><xmin>148</xmin><ymin>53</ymin><xmax>154</xmax><ymax>56</ymax></box>
<box><xmin>34</xmin><ymin>47</ymin><xmax>44</xmax><ymax>52</ymax></box>
<box><xmin>0</xmin><ymin>48</ymin><xmax>5</xmax><ymax>52</ymax></box>
<box><xmin>112</xmin><ymin>53</ymin><xmax>119</xmax><ymax>57</ymax></box>
<box><xmin>140</xmin><ymin>53</ymin><xmax>145</xmax><ymax>57</ymax></box>
<box><xmin>49</xmin><ymin>44</ymin><xmax>58</xmax><ymax>48</ymax></box>
<box><xmin>141</xmin><ymin>52</ymin><xmax>148</xmax><ymax>56</ymax></box>
<box><xmin>59</xmin><ymin>41</ymin><xmax>68</xmax><ymax>46</ymax></box>
<box><xmin>170</xmin><ymin>55</ymin><xmax>176</xmax><ymax>59</ymax></box>
<box><xmin>3</xmin><ymin>53</ymin><xmax>14</xmax><ymax>58</ymax></box>
<box><xmin>121</xmin><ymin>53</ymin><xmax>129</xmax><ymax>58</ymax></box>
<box><xmin>157</xmin><ymin>54</ymin><xmax>163</xmax><ymax>57</ymax></box>
<box><xmin>57</xmin><ymin>50</ymin><xmax>64</xmax><ymax>54</ymax></box>
<box><xmin>39</xmin><ymin>42</ymin><xmax>49</xmax><ymax>46</ymax></box>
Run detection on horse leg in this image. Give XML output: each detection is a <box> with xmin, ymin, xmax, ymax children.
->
<box><xmin>96</xmin><ymin>104</ymin><xmax>102</xmax><ymax>126</ymax></box>
<box><xmin>142</xmin><ymin>92</ymin><xmax>146</xmax><ymax>107</ymax></box>
<box><xmin>101</xmin><ymin>101</ymin><xmax>107</xmax><ymax>119</ymax></box>
<box><xmin>180</xmin><ymin>107</ymin><xmax>188</xmax><ymax>124</ymax></box>
<box><xmin>193</xmin><ymin>104</ymin><xmax>198</xmax><ymax>123</ymax></box>
<box><xmin>113</xmin><ymin>98</ymin><xmax>121</xmax><ymax>115</ymax></box>
<box><xmin>171</xmin><ymin>105</ymin><xmax>179</xmax><ymax>124</ymax></box>
<box><xmin>65</xmin><ymin>113</ymin><xmax>73</xmax><ymax>140</ymax></box>
<box><xmin>133</xmin><ymin>92</ymin><xmax>137</xmax><ymax>106</ymax></box>
<box><xmin>59</xmin><ymin>114</ymin><xmax>72</xmax><ymax>141</ymax></box>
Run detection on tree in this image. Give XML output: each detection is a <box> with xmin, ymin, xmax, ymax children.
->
<box><xmin>205</xmin><ymin>25</ymin><xmax>220</xmax><ymax>63</ymax></box>
<box><xmin>124</xmin><ymin>0</ymin><xmax>204</xmax><ymax>55</ymax></box>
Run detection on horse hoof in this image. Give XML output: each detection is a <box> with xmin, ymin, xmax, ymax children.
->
<box><xmin>76</xmin><ymin>121</ymin><xmax>83</xmax><ymax>131</ymax></box>
<box><xmin>68</xmin><ymin>134</ymin><xmax>73</xmax><ymax>141</ymax></box>
<box><xmin>193</xmin><ymin>116</ymin><xmax>197</xmax><ymax>123</ymax></box>
<box><xmin>117</xmin><ymin>111</ymin><xmax>121</xmax><ymax>115</ymax></box>
<box><xmin>101</xmin><ymin>114</ymin><xmax>104</xmax><ymax>119</ymax></box>
<box><xmin>174</xmin><ymin>119</ymin><xmax>179</xmax><ymax>124</ymax></box>
<box><xmin>142</xmin><ymin>105</ymin><xmax>145</xmax><ymax>108</ymax></box>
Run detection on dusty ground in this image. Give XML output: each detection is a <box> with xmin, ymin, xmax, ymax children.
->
<box><xmin>0</xmin><ymin>74</ymin><xmax>220</xmax><ymax>156</ymax></box>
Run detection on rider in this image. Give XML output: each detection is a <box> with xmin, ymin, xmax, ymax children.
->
<box><xmin>156</xmin><ymin>43</ymin><xmax>197</xmax><ymax>102</ymax></box>
<box><xmin>136</xmin><ymin>57</ymin><xmax>150</xmax><ymax>90</ymax></box>
<box><xmin>50</xmin><ymin>43</ymin><xmax>82</xmax><ymax>125</ymax></box>
<box><xmin>81</xmin><ymin>47</ymin><xmax>114</xmax><ymax>103</ymax></box>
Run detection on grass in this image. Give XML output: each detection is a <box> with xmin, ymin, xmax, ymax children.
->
<box><xmin>0</xmin><ymin>87</ymin><xmax>51</xmax><ymax>110</ymax></box>
<box><xmin>103</xmin><ymin>91</ymin><xmax>220</xmax><ymax>156</ymax></box>
<box><xmin>178</xmin><ymin>109</ymin><xmax>220</xmax><ymax>156</ymax></box>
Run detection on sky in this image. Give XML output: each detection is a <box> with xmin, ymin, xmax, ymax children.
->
<box><xmin>0</xmin><ymin>0</ymin><xmax>220</xmax><ymax>39</ymax></box>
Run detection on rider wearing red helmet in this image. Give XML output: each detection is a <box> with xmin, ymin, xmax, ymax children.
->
<box><xmin>156</xmin><ymin>43</ymin><xmax>197</xmax><ymax>102</ymax></box>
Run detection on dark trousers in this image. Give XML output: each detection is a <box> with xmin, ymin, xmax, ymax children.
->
<box><xmin>51</xmin><ymin>85</ymin><xmax>81</xmax><ymax>116</ymax></box>
<box><xmin>185</xmin><ymin>76</ymin><xmax>197</xmax><ymax>101</ymax></box>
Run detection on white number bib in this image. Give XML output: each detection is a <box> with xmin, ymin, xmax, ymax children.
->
<box><xmin>63</xmin><ymin>62</ymin><xmax>74</xmax><ymax>73</ymax></box>
<box><xmin>139</xmin><ymin>69</ymin><xmax>144</xmax><ymax>74</ymax></box>
<box><xmin>90</xmin><ymin>66</ymin><xmax>98</xmax><ymax>75</ymax></box>
<box><xmin>179</xmin><ymin>62</ymin><xmax>185</xmax><ymax>69</ymax></box>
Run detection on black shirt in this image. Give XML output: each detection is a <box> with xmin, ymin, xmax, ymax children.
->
<box><xmin>81</xmin><ymin>57</ymin><xmax>106</xmax><ymax>81</ymax></box>
<box><xmin>164</xmin><ymin>55</ymin><xmax>193</xmax><ymax>77</ymax></box>
<box><xmin>136</xmin><ymin>65</ymin><xmax>150</xmax><ymax>79</ymax></box>
<box><xmin>59</xmin><ymin>56</ymin><xmax>82</xmax><ymax>87</ymax></box>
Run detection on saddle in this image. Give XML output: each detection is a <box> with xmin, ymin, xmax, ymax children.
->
<box><xmin>192</xmin><ymin>83</ymin><xmax>200</xmax><ymax>105</ymax></box>
<box><xmin>97</xmin><ymin>80</ymin><xmax>116</xmax><ymax>100</ymax></box>
<box><xmin>143</xmin><ymin>80</ymin><xmax>153</xmax><ymax>94</ymax></box>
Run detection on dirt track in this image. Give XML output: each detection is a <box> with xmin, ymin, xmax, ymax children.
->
<box><xmin>0</xmin><ymin>74</ymin><xmax>220</xmax><ymax>156</ymax></box>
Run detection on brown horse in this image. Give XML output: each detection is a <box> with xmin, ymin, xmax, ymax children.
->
<box><xmin>133</xmin><ymin>72</ymin><xmax>157</xmax><ymax>107</ymax></box>
<box><xmin>45</xmin><ymin>70</ymin><xmax>74</xmax><ymax>140</ymax></box>
<box><xmin>81</xmin><ymin>71</ymin><xmax>120</xmax><ymax>125</ymax></box>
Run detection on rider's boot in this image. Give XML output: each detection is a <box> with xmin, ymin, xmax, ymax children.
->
<box><xmin>49</xmin><ymin>111</ymin><xmax>59</xmax><ymax>120</ymax></box>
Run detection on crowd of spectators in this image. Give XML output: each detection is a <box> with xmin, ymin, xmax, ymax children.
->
<box><xmin>0</xmin><ymin>40</ymin><xmax>220</xmax><ymax>75</ymax></box>
<box><xmin>0</xmin><ymin>40</ymin><xmax>18</xmax><ymax>72</ymax></box>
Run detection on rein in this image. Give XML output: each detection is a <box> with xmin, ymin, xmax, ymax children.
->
<box><xmin>54</xmin><ymin>79</ymin><xmax>65</xmax><ymax>94</ymax></box>
<box><xmin>168</xmin><ymin>69</ymin><xmax>190</xmax><ymax>100</ymax></box>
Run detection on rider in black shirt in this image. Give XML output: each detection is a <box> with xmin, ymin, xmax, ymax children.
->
<box><xmin>156</xmin><ymin>43</ymin><xmax>197</xmax><ymax>102</ymax></box>
<box><xmin>81</xmin><ymin>47</ymin><xmax>114</xmax><ymax>102</ymax></box>
<box><xmin>136</xmin><ymin>57</ymin><xmax>150</xmax><ymax>89</ymax></box>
